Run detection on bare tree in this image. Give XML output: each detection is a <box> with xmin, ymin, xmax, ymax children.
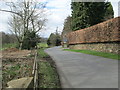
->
<box><xmin>0</xmin><ymin>0</ymin><xmax>47</xmax><ymax>49</ymax></box>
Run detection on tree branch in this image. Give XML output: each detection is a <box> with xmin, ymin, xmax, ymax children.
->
<box><xmin>0</xmin><ymin>9</ymin><xmax>22</xmax><ymax>17</ymax></box>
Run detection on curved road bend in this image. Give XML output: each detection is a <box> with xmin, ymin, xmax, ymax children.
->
<box><xmin>45</xmin><ymin>46</ymin><xmax>118</xmax><ymax>88</ymax></box>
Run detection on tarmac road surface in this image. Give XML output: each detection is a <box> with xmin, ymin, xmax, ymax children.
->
<box><xmin>45</xmin><ymin>46</ymin><xmax>118</xmax><ymax>88</ymax></box>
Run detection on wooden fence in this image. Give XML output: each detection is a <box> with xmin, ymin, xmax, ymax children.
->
<box><xmin>32</xmin><ymin>50</ymin><xmax>38</xmax><ymax>89</ymax></box>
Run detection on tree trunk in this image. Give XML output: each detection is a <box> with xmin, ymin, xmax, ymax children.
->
<box><xmin>19</xmin><ymin>42</ymin><xmax>22</xmax><ymax>50</ymax></box>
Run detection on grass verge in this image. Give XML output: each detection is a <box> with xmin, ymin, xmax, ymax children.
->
<box><xmin>37</xmin><ymin>43</ymin><xmax>61</xmax><ymax>88</ymax></box>
<box><xmin>38</xmin><ymin>61</ymin><xmax>61</xmax><ymax>88</ymax></box>
<box><xmin>64</xmin><ymin>49</ymin><xmax>119</xmax><ymax>60</ymax></box>
<box><xmin>37</xmin><ymin>43</ymin><xmax>48</xmax><ymax>48</ymax></box>
<box><xmin>37</xmin><ymin>48</ymin><xmax>48</xmax><ymax>58</ymax></box>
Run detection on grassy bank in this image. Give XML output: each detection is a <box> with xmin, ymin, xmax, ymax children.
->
<box><xmin>37</xmin><ymin>43</ymin><xmax>61</xmax><ymax>88</ymax></box>
<box><xmin>1</xmin><ymin>43</ymin><xmax>17</xmax><ymax>50</ymax></box>
<box><xmin>64</xmin><ymin>49</ymin><xmax>119</xmax><ymax>60</ymax></box>
<box><xmin>37</xmin><ymin>43</ymin><xmax>48</xmax><ymax>48</ymax></box>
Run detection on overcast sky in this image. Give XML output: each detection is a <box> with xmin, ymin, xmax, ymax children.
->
<box><xmin>0</xmin><ymin>0</ymin><xmax>119</xmax><ymax>38</ymax></box>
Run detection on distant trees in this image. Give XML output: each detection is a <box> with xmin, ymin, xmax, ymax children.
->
<box><xmin>0</xmin><ymin>32</ymin><xmax>17</xmax><ymax>44</ymax></box>
<box><xmin>0</xmin><ymin>1</ymin><xmax>47</xmax><ymax>49</ymax></box>
<box><xmin>47</xmin><ymin>33</ymin><xmax>56</xmax><ymax>46</ymax></box>
<box><xmin>40</xmin><ymin>38</ymin><xmax>48</xmax><ymax>43</ymax></box>
<box><xmin>55</xmin><ymin>33</ymin><xmax>61</xmax><ymax>46</ymax></box>
<box><xmin>71</xmin><ymin>1</ymin><xmax>114</xmax><ymax>31</ymax></box>
<box><xmin>62</xmin><ymin>16</ymin><xmax>72</xmax><ymax>38</ymax></box>
<box><xmin>47</xmin><ymin>30</ymin><xmax>61</xmax><ymax>46</ymax></box>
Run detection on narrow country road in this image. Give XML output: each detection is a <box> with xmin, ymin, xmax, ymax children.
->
<box><xmin>45</xmin><ymin>46</ymin><xmax>118</xmax><ymax>88</ymax></box>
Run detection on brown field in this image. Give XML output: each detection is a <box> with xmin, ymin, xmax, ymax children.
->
<box><xmin>2</xmin><ymin>48</ymin><xmax>34</xmax><ymax>88</ymax></box>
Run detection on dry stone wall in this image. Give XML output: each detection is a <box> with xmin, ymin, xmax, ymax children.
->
<box><xmin>69</xmin><ymin>42</ymin><xmax>119</xmax><ymax>54</ymax></box>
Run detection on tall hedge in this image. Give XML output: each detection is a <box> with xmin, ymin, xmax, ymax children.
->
<box><xmin>67</xmin><ymin>17</ymin><xmax>120</xmax><ymax>44</ymax></box>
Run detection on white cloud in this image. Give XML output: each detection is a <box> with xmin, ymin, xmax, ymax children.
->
<box><xmin>0</xmin><ymin>0</ymin><xmax>119</xmax><ymax>38</ymax></box>
<box><xmin>108</xmin><ymin>0</ymin><xmax>119</xmax><ymax>2</ymax></box>
<box><xmin>110</xmin><ymin>1</ymin><xmax>119</xmax><ymax>17</ymax></box>
<box><xmin>47</xmin><ymin>0</ymin><xmax>70</xmax><ymax>9</ymax></box>
<box><xmin>0</xmin><ymin>1</ymin><xmax>11</xmax><ymax>33</ymax></box>
<box><xmin>41</xmin><ymin>0</ymin><xmax>71</xmax><ymax>37</ymax></box>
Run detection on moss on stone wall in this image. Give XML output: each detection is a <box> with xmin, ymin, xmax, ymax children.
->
<box><xmin>69</xmin><ymin>42</ymin><xmax>119</xmax><ymax>54</ymax></box>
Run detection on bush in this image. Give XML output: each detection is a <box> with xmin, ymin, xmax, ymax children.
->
<box><xmin>22</xmin><ymin>31</ymin><xmax>37</xmax><ymax>50</ymax></box>
<box><xmin>47</xmin><ymin>33</ymin><xmax>61</xmax><ymax>46</ymax></box>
